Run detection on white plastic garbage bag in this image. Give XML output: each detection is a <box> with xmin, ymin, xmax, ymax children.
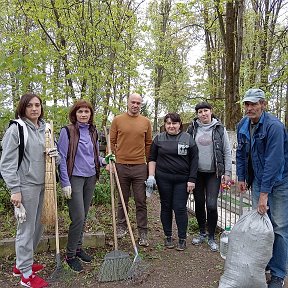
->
<box><xmin>218</xmin><ymin>209</ymin><xmax>274</xmax><ymax>288</ymax></box>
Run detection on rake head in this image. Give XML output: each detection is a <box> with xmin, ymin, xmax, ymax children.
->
<box><xmin>98</xmin><ymin>250</ymin><xmax>132</xmax><ymax>282</ymax></box>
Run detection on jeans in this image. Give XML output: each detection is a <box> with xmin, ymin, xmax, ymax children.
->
<box><xmin>193</xmin><ymin>172</ymin><xmax>221</xmax><ymax>238</ymax></box>
<box><xmin>115</xmin><ymin>163</ymin><xmax>148</xmax><ymax>235</ymax></box>
<box><xmin>156</xmin><ymin>170</ymin><xmax>189</xmax><ymax>239</ymax></box>
<box><xmin>66</xmin><ymin>175</ymin><xmax>96</xmax><ymax>258</ymax></box>
<box><xmin>252</xmin><ymin>177</ymin><xmax>288</xmax><ymax>279</ymax></box>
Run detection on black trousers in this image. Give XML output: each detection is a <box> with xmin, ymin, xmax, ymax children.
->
<box><xmin>156</xmin><ymin>170</ymin><xmax>189</xmax><ymax>239</ymax></box>
<box><xmin>193</xmin><ymin>171</ymin><xmax>221</xmax><ymax>238</ymax></box>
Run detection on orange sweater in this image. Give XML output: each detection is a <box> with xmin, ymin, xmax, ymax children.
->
<box><xmin>110</xmin><ymin>113</ymin><xmax>152</xmax><ymax>164</ymax></box>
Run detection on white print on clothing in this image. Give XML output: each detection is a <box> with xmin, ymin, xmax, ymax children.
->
<box><xmin>197</xmin><ymin>132</ymin><xmax>212</xmax><ymax>146</ymax></box>
<box><xmin>178</xmin><ymin>143</ymin><xmax>189</xmax><ymax>155</ymax></box>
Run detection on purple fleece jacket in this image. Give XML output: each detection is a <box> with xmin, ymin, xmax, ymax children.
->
<box><xmin>58</xmin><ymin>122</ymin><xmax>101</xmax><ymax>187</ymax></box>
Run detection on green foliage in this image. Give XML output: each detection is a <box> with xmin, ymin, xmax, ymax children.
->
<box><xmin>0</xmin><ymin>182</ymin><xmax>12</xmax><ymax>214</ymax></box>
<box><xmin>0</xmin><ymin>182</ymin><xmax>15</xmax><ymax>238</ymax></box>
<box><xmin>93</xmin><ymin>169</ymin><xmax>111</xmax><ymax>206</ymax></box>
<box><xmin>188</xmin><ymin>216</ymin><xmax>199</xmax><ymax>234</ymax></box>
<box><xmin>0</xmin><ymin>0</ymin><xmax>286</xmax><ymax>131</ymax></box>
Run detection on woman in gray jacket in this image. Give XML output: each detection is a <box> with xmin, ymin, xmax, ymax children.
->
<box><xmin>187</xmin><ymin>102</ymin><xmax>232</xmax><ymax>252</ymax></box>
<box><xmin>0</xmin><ymin>93</ymin><xmax>53</xmax><ymax>288</ymax></box>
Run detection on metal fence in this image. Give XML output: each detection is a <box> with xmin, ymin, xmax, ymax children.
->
<box><xmin>187</xmin><ymin>186</ymin><xmax>252</xmax><ymax>230</ymax></box>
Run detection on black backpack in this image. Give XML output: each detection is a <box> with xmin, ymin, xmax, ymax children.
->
<box><xmin>0</xmin><ymin>119</ymin><xmax>28</xmax><ymax>179</ymax></box>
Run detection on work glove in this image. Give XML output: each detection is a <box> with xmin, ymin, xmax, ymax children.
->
<box><xmin>47</xmin><ymin>148</ymin><xmax>59</xmax><ymax>158</ymax></box>
<box><xmin>105</xmin><ymin>153</ymin><xmax>116</xmax><ymax>164</ymax></box>
<box><xmin>62</xmin><ymin>186</ymin><xmax>72</xmax><ymax>199</ymax></box>
<box><xmin>145</xmin><ymin>176</ymin><xmax>156</xmax><ymax>197</ymax></box>
<box><xmin>15</xmin><ymin>203</ymin><xmax>26</xmax><ymax>224</ymax></box>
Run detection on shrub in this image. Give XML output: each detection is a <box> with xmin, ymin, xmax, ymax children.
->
<box><xmin>188</xmin><ymin>217</ymin><xmax>199</xmax><ymax>234</ymax></box>
<box><xmin>0</xmin><ymin>182</ymin><xmax>13</xmax><ymax>215</ymax></box>
<box><xmin>93</xmin><ymin>169</ymin><xmax>111</xmax><ymax>205</ymax></box>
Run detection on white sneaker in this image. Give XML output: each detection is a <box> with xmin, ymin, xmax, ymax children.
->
<box><xmin>208</xmin><ymin>239</ymin><xmax>219</xmax><ymax>252</ymax></box>
<box><xmin>191</xmin><ymin>234</ymin><xmax>206</xmax><ymax>245</ymax></box>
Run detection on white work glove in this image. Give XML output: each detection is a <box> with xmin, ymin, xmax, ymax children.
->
<box><xmin>47</xmin><ymin>148</ymin><xmax>59</xmax><ymax>158</ymax></box>
<box><xmin>145</xmin><ymin>176</ymin><xmax>156</xmax><ymax>197</ymax></box>
<box><xmin>15</xmin><ymin>203</ymin><xmax>26</xmax><ymax>223</ymax></box>
<box><xmin>62</xmin><ymin>186</ymin><xmax>72</xmax><ymax>199</ymax></box>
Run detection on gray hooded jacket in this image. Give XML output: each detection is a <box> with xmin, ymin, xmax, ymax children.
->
<box><xmin>0</xmin><ymin>118</ymin><xmax>46</xmax><ymax>194</ymax></box>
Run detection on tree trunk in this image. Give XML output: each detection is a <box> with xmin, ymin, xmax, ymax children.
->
<box><xmin>285</xmin><ymin>84</ymin><xmax>288</xmax><ymax>127</ymax></box>
<box><xmin>153</xmin><ymin>0</ymin><xmax>171</xmax><ymax>133</ymax></box>
<box><xmin>225</xmin><ymin>1</ymin><xmax>235</xmax><ymax>129</ymax></box>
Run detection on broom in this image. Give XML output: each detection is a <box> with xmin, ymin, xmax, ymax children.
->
<box><xmin>98</xmin><ymin>128</ymin><xmax>132</xmax><ymax>282</ymax></box>
<box><xmin>41</xmin><ymin>121</ymin><xmax>56</xmax><ymax>229</ymax></box>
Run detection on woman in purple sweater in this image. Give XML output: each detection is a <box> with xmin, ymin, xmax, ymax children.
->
<box><xmin>58</xmin><ymin>100</ymin><xmax>104</xmax><ymax>272</ymax></box>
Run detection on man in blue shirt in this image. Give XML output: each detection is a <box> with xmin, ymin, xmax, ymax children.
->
<box><xmin>236</xmin><ymin>88</ymin><xmax>288</xmax><ymax>288</ymax></box>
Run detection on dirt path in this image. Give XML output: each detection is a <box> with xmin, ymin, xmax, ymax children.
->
<box><xmin>1</xmin><ymin>194</ymin><xmax>286</xmax><ymax>288</ymax></box>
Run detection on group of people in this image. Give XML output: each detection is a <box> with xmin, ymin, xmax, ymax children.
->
<box><xmin>0</xmin><ymin>88</ymin><xmax>287</xmax><ymax>288</ymax></box>
<box><xmin>0</xmin><ymin>95</ymin><xmax>106</xmax><ymax>287</ymax></box>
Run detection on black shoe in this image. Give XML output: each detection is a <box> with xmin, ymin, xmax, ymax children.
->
<box><xmin>164</xmin><ymin>236</ymin><xmax>175</xmax><ymax>249</ymax></box>
<box><xmin>76</xmin><ymin>248</ymin><xmax>93</xmax><ymax>263</ymax></box>
<box><xmin>176</xmin><ymin>239</ymin><xmax>186</xmax><ymax>251</ymax></box>
<box><xmin>66</xmin><ymin>256</ymin><xmax>84</xmax><ymax>272</ymax></box>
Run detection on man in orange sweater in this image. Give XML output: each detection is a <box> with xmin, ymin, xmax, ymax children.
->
<box><xmin>109</xmin><ymin>93</ymin><xmax>152</xmax><ymax>246</ymax></box>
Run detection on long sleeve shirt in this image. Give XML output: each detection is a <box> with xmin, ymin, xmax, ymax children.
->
<box><xmin>110</xmin><ymin>113</ymin><xmax>152</xmax><ymax>164</ymax></box>
<box><xmin>58</xmin><ymin>123</ymin><xmax>97</xmax><ymax>187</ymax></box>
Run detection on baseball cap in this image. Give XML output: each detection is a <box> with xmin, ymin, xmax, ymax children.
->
<box><xmin>242</xmin><ymin>88</ymin><xmax>265</xmax><ymax>103</ymax></box>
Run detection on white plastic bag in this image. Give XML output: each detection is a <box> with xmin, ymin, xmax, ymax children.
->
<box><xmin>218</xmin><ymin>209</ymin><xmax>274</xmax><ymax>288</ymax></box>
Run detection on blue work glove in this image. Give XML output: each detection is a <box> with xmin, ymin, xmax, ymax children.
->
<box><xmin>145</xmin><ymin>176</ymin><xmax>156</xmax><ymax>197</ymax></box>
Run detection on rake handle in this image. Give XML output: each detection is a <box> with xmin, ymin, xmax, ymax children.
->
<box><xmin>50</xmin><ymin>120</ymin><xmax>61</xmax><ymax>269</ymax></box>
<box><xmin>104</xmin><ymin>127</ymin><xmax>118</xmax><ymax>250</ymax></box>
<box><xmin>111</xmin><ymin>162</ymin><xmax>138</xmax><ymax>253</ymax></box>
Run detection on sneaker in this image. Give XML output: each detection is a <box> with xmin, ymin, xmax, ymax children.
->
<box><xmin>138</xmin><ymin>233</ymin><xmax>149</xmax><ymax>247</ymax></box>
<box><xmin>192</xmin><ymin>233</ymin><xmax>206</xmax><ymax>245</ymax></box>
<box><xmin>176</xmin><ymin>239</ymin><xmax>186</xmax><ymax>251</ymax></box>
<box><xmin>208</xmin><ymin>239</ymin><xmax>219</xmax><ymax>252</ymax></box>
<box><xmin>13</xmin><ymin>263</ymin><xmax>44</xmax><ymax>277</ymax></box>
<box><xmin>20</xmin><ymin>274</ymin><xmax>48</xmax><ymax>288</ymax></box>
<box><xmin>268</xmin><ymin>276</ymin><xmax>284</xmax><ymax>288</ymax></box>
<box><xmin>117</xmin><ymin>226</ymin><xmax>128</xmax><ymax>239</ymax></box>
<box><xmin>164</xmin><ymin>236</ymin><xmax>175</xmax><ymax>249</ymax></box>
<box><xmin>76</xmin><ymin>248</ymin><xmax>92</xmax><ymax>263</ymax></box>
<box><xmin>66</xmin><ymin>256</ymin><xmax>83</xmax><ymax>273</ymax></box>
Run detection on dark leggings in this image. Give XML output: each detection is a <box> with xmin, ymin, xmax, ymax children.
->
<box><xmin>156</xmin><ymin>170</ymin><xmax>189</xmax><ymax>239</ymax></box>
<box><xmin>193</xmin><ymin>171</ymin><xmax>221</xmax><ymax>239</ymax></box>
<box><xmin>66</xmin><ymin>175</ymin><xmax>96</xmax><ymax>258</ymax></box>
